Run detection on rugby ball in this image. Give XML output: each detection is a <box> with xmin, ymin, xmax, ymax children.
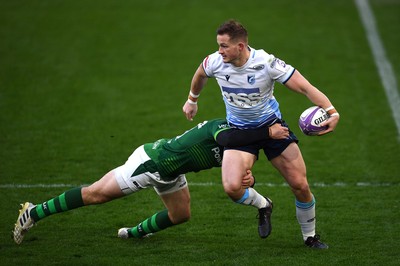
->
<box><xmin>298</xmin><ymin>106</ymin><xmax>329</xmax><ymax>136</ymax></box>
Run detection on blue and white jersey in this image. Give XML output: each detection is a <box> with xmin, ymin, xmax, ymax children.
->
<box><xmin>202</xmin><ymin>47</ymin><xmax>295</xmax><ymax>129</ymax></box>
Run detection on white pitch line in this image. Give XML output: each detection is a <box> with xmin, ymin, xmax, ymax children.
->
<box><xmin>355</xmin><ymin>0</ymin><xmax>400</xmax><ymax>141</ymax></box>
<box><xmin>0</xmin><ymin>182</ymin><xmax>397</xmax><ymax>189</ymax></box>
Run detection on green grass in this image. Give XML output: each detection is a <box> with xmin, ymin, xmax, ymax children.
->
<box><xmin>1</xmin><ymin>0</ymin><xmax>399</xmax><ymax>265</ymax></box>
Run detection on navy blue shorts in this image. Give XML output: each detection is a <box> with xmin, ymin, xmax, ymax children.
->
<box><xmin>224</xmin><ymin>120</ymin><xmax>299</xmax><ymax>161</ymax></box>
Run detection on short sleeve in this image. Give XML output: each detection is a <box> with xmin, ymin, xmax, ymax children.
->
<box><xmin>268</xmin><ymin>56</ymin><xmax>295</xmax><ymax>84</ymax></box>
<box><xmin>202</xmin><ymin>52</ymin><xmax>220</xmax><ymax>78</ymax></box>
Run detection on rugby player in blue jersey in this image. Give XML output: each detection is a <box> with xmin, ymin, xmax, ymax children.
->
<box><xmin>182</xmin><ymin>20</ymin><xmax>340</xmax><ymax>249</ymax></box>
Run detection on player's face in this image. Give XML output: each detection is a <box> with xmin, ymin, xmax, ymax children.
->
<box><xmin>217</xmin><ymin>34</ymin><xmax>241</xmax><ymax>65</ymax></box>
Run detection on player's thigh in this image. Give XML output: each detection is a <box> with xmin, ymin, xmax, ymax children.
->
<box><xmin>222</xmin><ymin>149</ymin><xmax>256</xmax><ymax>187</ymax></box>
<box><xmin>160</xmin><ymin>186</ymin><xmax>191</xmax><ymax>224</ymax></box>
<box><xmin>270</xmin><ymin>142</ymin><xmax>307</xmax><ymax>187</ymax></box>
<box><xmin>113</xmin><ymin>145</ymin><xmax>159</xmax><ymax>194</ymax></box>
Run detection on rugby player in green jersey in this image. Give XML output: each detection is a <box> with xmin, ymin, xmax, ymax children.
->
<box><xmin>13</xmin><ymin>119</ymin><xmax>289</xmax><ymax>244</ymax></box>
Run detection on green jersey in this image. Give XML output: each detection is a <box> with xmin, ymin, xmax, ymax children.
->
<box><xmin>143</xmin><ymin>119</ymin><xmax>229</xmax><ymax>180</ymax></box>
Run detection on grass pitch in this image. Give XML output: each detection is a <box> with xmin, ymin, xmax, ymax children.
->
<box><xmin>1</xmin><ymin>0</ymin><xmax>399</xmax><ymax>265</ymax></box>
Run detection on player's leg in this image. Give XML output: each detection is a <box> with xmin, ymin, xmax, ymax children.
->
<box><xmin>270</xmin><ymin>143</ymin><xmax>311</xmax><ymax>201</ymax></box>
<box><xmin>82</xmin><ymin>170</ymin><xmax>125</xmax><ymax>204</ymax></box>
<box><xmin>160</xmin><ymin>186</ymin><xmax>191</xmax><ymax>225</ymax></box>
<box><xmin>120</xmin><ymin>170</ymin><xmax>258</xmax><ymax>240</ymax></box>
<box><xmin>119</xmin><ymin>176</ymin><xmax>190</xmax><ymax>239</ymax></box>
<box><xmin>222</xmin><ymin>150</ymin><xmax>265</xmax><ymax>206</ymax></box>
<box><xmin>31</xmin><ymin>170</ymin><xmax>124</xmax><ymax>223</ymax></box>
<box><xmin>12</xmin><ymin>170</ymin><xmax>125</xmax><ymax>244</ymax></box>
<box><xmin>270</xmin><ymin>142</ymin><xmax>327</xmax><ymax>248</ymax></box>
<box><xmin>222</xmin><ymin>149</ymin><xmax>273</xmax><ymax>238</ymax></box>
<box><xmin>13</xmin><ymin>145</ymin><xmax>148</xmax><ymax>244</ymax></box>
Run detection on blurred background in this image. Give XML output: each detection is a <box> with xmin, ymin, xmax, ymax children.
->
<box><xmin>1</xmin><ymin>0</ymin><xmax>399</xmax><ymax>265</ymax></box>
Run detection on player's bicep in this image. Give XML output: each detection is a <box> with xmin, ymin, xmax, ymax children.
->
<box><xmin>192</xmin><ymin>65</ymin><xmax>209</xmax><ymax>90</ymax></box>
<box><xmin>284</xmin><ymin>70</ymin><xmax>313</xmax><ymax>95</ymax></box>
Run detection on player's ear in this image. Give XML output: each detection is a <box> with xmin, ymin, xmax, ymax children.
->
<box><xmin>238</xmin><ymin>42</ymin><xmax>245</xmax><ymax>51</ymax></box>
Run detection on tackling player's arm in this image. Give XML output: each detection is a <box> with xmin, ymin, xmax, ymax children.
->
<box><xmin>215</xmin><ymin>123</ymin><xmax>289</xmax><ymax>147</ymax></box>
<box><xmin>182</xmin><ymin>64</ymin><xmax>209</xmax><ymax>121</ymax></box>
<box><xmin>284</xmin><ymin>70</ymin><xmax>340</xmax><ymax>135</ymax></box>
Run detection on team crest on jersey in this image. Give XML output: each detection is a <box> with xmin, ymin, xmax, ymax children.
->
<box><xmin>247</xmin><ymin>75</ymin><xmax>255</xmax><ymax>85</ymax></box>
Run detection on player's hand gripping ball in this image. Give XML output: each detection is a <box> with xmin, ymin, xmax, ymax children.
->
<box><xmin>298</xmin><ymin>106</ymin><xmax>329</xmax><ymax>136</ymax></box>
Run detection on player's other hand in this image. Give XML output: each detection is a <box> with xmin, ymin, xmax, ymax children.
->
<box><xmin>269</xmin><ymin>123</ymin><xmax>290</xmax><ymax>139</ymax></box>
<box><xmin>182</xmin><ymin>100</ymin><xmax>198</xmax><ymax>121</ymax></box>
<box><xmin>242</xmin><ymin>170</ymin><xmax>255</xmax><ymax>188</ymax></box>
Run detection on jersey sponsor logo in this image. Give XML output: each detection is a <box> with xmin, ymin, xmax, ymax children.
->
<box><xmin>225</xmin><ymin>75</ymin><xmax>230</xmax><ymax>81</ymax></box>
<box><xmin>247</xmin><ymin>75</ymin><xmax>255</xmax><ymax>85</ymax></box>
<box><xmin>211</xmin><ymin>147</ymin><xmax>222</xmax><ymax>165</ymax></box>
<box><xmin>251</xmin><ymin>64</ymin><xmax>265</xmax><ymax>70</ymax></box>
<box><xmin>221</xmin><ymin>86</ymin><xmax>262</xmax><ymax>106</ymax></box>
<box><xmin>218</xmin><ymin>124</ymin><xmax>229</xmax><ymax>129</ymax></box>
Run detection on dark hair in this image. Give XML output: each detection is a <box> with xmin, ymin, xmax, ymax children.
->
<box><xmin>216</xmin><ymin>19</ymin><xmax>248</xmax><ymax>42</ymax></box>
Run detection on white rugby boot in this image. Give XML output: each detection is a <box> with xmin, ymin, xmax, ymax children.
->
<box><xmin>13</xmin><ymin>202</ymin><xmax>36</xmax><ymax>244</ymax></box>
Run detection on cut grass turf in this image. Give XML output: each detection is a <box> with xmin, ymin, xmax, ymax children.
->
<box><xmin>1</xmin><ymin>0</ymin><xmax>399</xmax><ymax>265</ymax></box>
<box><xmin>2</xmin><ymin>185</ymin><xmax>399</xmax><ymax>265</ymax></box>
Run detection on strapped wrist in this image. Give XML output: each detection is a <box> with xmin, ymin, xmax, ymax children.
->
<box><xmin>325</xmin><ymin>105</ymin><xmax>335</xmax><ymax>112</ymax></box>
<box><xmin>187</xmin><ymin>98</ymin><xmax>197</xmax><ymax>105</ymax></box>
<box><xmin>330</xmin><ymin>112</ymin><xmax>339</xmax><ymax>117</ymax></box>
<box><xmin>324</xmin><ymin>105</ymin><xmax>338</xmax><ymax>115</ymax></box>
<box><xmin>189</xmin><ymin>91</ymin><xmax>200</xmax><ymax>98</ymax></box>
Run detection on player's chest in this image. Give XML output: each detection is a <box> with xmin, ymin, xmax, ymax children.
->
<box><xmin>214</xmin><ymin>70</ymin><xmax>272</xmax><ymax>91</ymax></box>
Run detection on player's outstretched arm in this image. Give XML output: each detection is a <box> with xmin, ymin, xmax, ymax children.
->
<box><xmin>284</xmin><ymin>70</ymin><xmax>340</xmax><ymax>135</ymax></box>
<box><xmin>215</xmin><ymin>123</ymin><xmax>289</xmax><ymax>147</ymax></box>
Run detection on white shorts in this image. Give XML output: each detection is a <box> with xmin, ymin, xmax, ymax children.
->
<box><xmin>114</xmin><ymin>145</ymin><xmax>188</xmax><ymax>195</ymax></box>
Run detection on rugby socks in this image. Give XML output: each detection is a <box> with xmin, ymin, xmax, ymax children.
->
<box><xmin>295</xmin><ymin>195</ymin><xmax>316</xmax><ymax>240</ymax></box>
<box><xmin>128</xmin><ymin>209</ymin><xmax>174</xmax><ymax>238</ymax></box>
<box><xmin>29</xmin><ymin>187</ymin><xmax>84</xmax><ymax>222</ymax></box>
<box><xmin>235</xmin><ymin>188</ymin><xmax>269</xmax><ymax>209</ymax></box>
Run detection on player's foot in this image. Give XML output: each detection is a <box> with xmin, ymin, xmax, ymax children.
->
<box><xmin>117</xmin><ymin>227</ymin><xmax>153</xmax><ymax>239</ymax></box>
<box><xmin>13</xmin><ymin>202</ymin><xmax>36</xmax><ymax>244</ymax></box>
<box><xmin>257</xmin><ymin>197</ymin><xmax>273</xmax><ymax>238</ymax></box>
<box><xmin>304</xmin><ymin>234</ymin><xmax>329</xmax><ymax>249</ymax></box>
<box><xmin>118</xmin><ymin>228</ymin><xmax>131</xmax><ymax>239</ymax></box>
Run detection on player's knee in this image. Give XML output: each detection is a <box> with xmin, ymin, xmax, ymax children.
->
<box><xmin>290</xmin><ymin>182</ymin><xmax>311</xmax><ymax>198</ymax></box>
<box><xmin>291</xmin><ymin>182</ymin><xmax>309</xmax><ymax>191</ymax></box>
<box><xmin>223</xmin><ymin>181</ymin><xmax>242</xmax><ymax>198</ymax></box>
